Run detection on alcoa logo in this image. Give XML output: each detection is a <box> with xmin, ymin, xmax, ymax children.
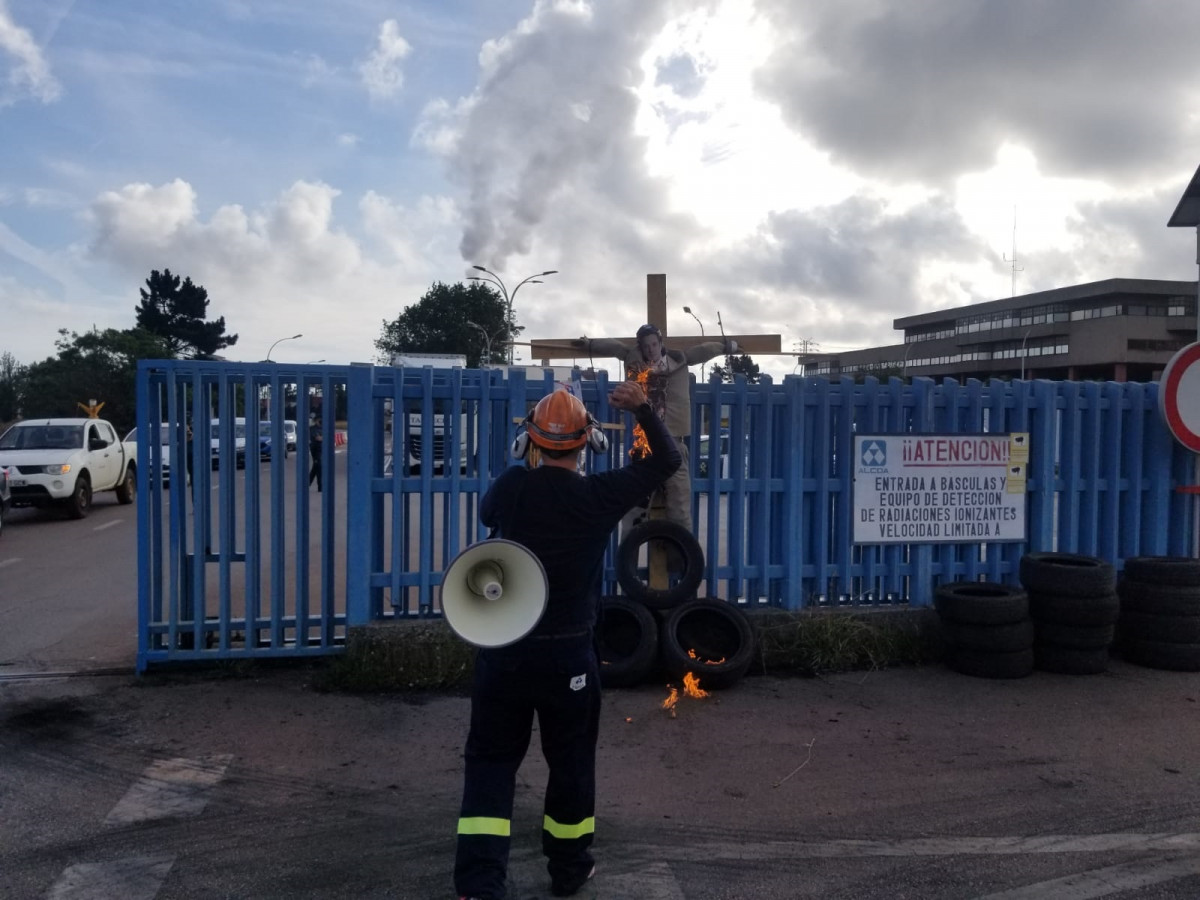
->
<box><xmin>860</xmin><ymin>439</ymin><xmax>887</xmax><ymax>468</ymax></box>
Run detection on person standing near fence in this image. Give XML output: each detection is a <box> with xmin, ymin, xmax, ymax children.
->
<box><xmin>308</xmin><ymin>420</ymin><xmax>323</xmax><ymax>492</ymax></box>
<box><xmin>453</xmin><ymin>382</ymin><xmax>681</xmax><ymax>900</ymax></box>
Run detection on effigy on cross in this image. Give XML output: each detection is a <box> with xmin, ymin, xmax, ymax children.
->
<box><xmin>527</xmin><ymin>274</ymin><xmax>782</xmax><ymax>365</ymax></box>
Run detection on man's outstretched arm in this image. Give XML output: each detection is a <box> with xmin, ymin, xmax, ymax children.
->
<box><xmin>572</xmin><ymin>336</ymin><xmax>634</xmax><ymax>361</ymax></box>
<box><xmin>683</xmin><ymin>338</ymin><xmax>737</xmax><ymax>366</ymax></box>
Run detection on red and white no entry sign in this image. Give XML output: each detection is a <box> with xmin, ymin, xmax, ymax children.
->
<box><xmin>1160</xmin><ymin>342</ymin><xmax>1200</xmax><ymax>453</ymax></box>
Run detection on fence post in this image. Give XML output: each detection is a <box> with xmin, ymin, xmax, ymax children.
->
<box><xmin>346</xmin><ymin>362</ymin><xmax>376</xmax><ymax>626</ymax></box>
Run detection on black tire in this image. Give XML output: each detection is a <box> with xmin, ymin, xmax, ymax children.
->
<box><xmin>659</xmin><ymin>597</ymin><xmax>755</xmax><ymax>690</ymax></box>
<box><xmin>941</xmin><ymin>620</ymin><xmax>1035</xmax><ymax>653</ymax></box>
<box><xmin>115</xmin><ymin>465</ymin><xmax>136</xmax><ymax>505</ymax></box>
<box><xmin>933</xmin><ymin>581</ymin><xmax>1029</xmax><ymax>625</ymax></box>
<box><xmin>1032</xmin><ymin>621</ymin><xmax>1115</xmax><ymax>650</ymax></box>
<box><xmin>597</xmin><ymin>596</ymin><xmax>659</xmax><ymax>689</ymax></box>
<box><xmin>616</xmin><ymin>519</ymin><xmax>704</xmax><ymax>610</ymax></box>
<box><xmin>65</xmin><ymin>475</ymin><xmax>92</xmax><ymax>520</ymax></box>
<box><xmin>1120</xmin><ymin>637</ymin><xmax>1200</xmax><ymax>672</ymax></box>
<box><xmin>1119</xmin><ymin>610</ymin><xmax>1200</xmax><ymax>644</ymax></box>
<box><xmin>945</xmin><ymin>647</ymin><xmax>1034</xmax><ymax>679</ymax></box>
<box><xmin>1019</xmin><ymin>552</ymin><xmax>1116</xmax><ymax>597</ymax></box>
<box><xmin>1033</xmin><ymin>643</ymin><xmax>1110</xmax><ymax>675</ymax></box>
<box><xmin>1028</xmin><ymin>590</ymin><xmax>1119</xmax><ymax>626</ymax></box>
<box><xmin>1122</xmin><ymin>556</ymin><xmax>1200</xmax><ymax>587</ymax></box>
<box><xmin>1118</xmin><ymin>579</ymin><xmax>1200</xmax><ymax>617</ymax></box>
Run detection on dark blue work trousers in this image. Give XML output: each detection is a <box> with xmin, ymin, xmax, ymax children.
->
<box><xmin>454</xmin><ymin>634</ymin><xmax>601</xmax><ymax>900</ymax></box>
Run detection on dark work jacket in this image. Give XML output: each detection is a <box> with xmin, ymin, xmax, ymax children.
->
<box><xmin>480</xmin><ymin>405</ymin><xmax>681</xmax><ymax>640</ymax></box>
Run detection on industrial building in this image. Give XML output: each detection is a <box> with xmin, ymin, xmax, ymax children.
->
<box><xmin>804</xmin><ymin>278</ymin><xmax>1198</xmax><ymax>382</ymax></box>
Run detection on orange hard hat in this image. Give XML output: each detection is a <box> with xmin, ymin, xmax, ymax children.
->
<box><xmin>527</xmin><ymin>390</ymin><xmax>591</xmax><ymax>451</ymax></box>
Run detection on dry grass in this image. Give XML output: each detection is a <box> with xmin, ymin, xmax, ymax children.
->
<box><xmin>316</xmin><ymin>620</ymin><xmax>475</xmax><ymax>693</ymax></box>
<box><xmin>750</xmin><ymin>608</ymin><xmax>939</xmax><ymax>677</ymax></box>
<box><xmin>316</xmin><ymin>607</ymin><xmax>942</xmax><ymax>692</ymax></box>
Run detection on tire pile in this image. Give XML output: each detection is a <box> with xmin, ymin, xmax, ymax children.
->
<box><xmin>598</xmin><ymin>519</ymin><xmax>756</xmax><ymax>690</ymax></box>
<box><xmin>1019</xmin><ymin>552</ymin><xmax>1118</xmax><ymax>676</ymax></box>
<box><xmin>934</xmin><ymin>581</ymin><xmax>1034</xmax><ymax>679</ymax></box>
<box><xmin>1117</xmin><ymin>557</ymin><xmax>1200</xmax><ymax>672</ymax></box>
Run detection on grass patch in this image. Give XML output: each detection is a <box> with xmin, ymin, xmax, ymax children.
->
<box><xmin>751</xmin><ymin>608</ymin><xmax>939</xmax><ymax>677</ymax></box>
<box><xmin>316</xmin><ymin>620</ymin><xmax>475</xmax><ymax>693</ymax></box>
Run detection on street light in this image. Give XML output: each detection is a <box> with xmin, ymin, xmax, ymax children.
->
<box><xmin>1020</xmin><ymin>324</ymin><xmax>1034</xmax><ymax>380</ymax></box>
<box><xmin>468</xmin><ymin>266</ymin><xmax>557</xmax><ymax>363</ymax></box>
<box><xmin>267</xmin><ymin>333</ymin><xmax>302</xmax><ymax>361</ymax></box>
<box><xmin>682</xmin><ymin>305</ymin><xmax>707</xmax><ymax>380</ymax></box>
<box><xmin>466</xmin><ymin>320</ymin><xmax>505</xmax><ymax>366</ymax></box>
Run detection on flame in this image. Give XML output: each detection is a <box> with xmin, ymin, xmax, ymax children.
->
<box><xmin>629</xmin><ymin>366</ymin><xmax>652</xmax><ymax>460</ymax></box>
<box><xmin>661</xmin><ymin>661</ymin><xmax>711</xmax><ymax>714</ymax></box>
<box><xmin>687</xmin><ymin>648</ymin><xmax>726</xmax><ymax>665</ymax></box>
<box><xmin>683</xmin><ymin>671</ymin><xmax>709</xmax><ymax>698</ymax></box>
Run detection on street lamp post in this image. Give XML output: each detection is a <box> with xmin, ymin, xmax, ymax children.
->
<box><xmin>267</xmin><ymin>333</ymin><xmax>302</xmax><ymax>361</ymax></box>
<box><xmin>466</xmin><ymin>320</ymin><xmax>505</xmax><ymax>366</ymax></box>
<box><xmin>1020</xmin><ymin>325</ymin><xmax>1034</xmax><ymax>380</ymax></box>
<box><xmin>682</xmin><ymin>305</ymin><xmax>707</xmax><ymax>381</ymax></box>
<box><xmin>468</xmin><ymin>266</ymin><xmax>557</xmax><ymax>364</ymax></box>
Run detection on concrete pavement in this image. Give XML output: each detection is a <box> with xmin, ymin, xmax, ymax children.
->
<box><xmin>3</xmin><ymin>658</ymin><xmax>1200</xmax><ymax>899</ymax></box>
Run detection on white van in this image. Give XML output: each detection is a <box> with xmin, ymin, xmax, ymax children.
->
<box><xmin>211</xmin><ymin>418</ymin><xmax>248</xmax><ymax>469</ymax></box>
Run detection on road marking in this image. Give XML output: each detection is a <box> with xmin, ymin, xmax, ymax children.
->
<box><xmin>93</xmin><ymin>520</ymin><xmax>121</xmax><ymax>531</ymax></box>
<box><xmin>45</xmin><ymin>855</ymin><xmax>174</xmax><ymax>900</ymax></box>
<box><xmin>0</xmin><ymin>558</ymin><xmax>20</xmax><ymax>569</ymax></box>
<box><xmin>103</xmin><ymin>755</ymin><xmax>232</xmax><ymax>827</ymax></box>
<box><xmin>659</xmin><ymin>833</ymin><xmax>1200</xmax><ymax>860</ymax></box>
<box><xmin>976</xmin><ymin>853</ymin><xmax>1200</xmax><ymax>899</ymax></box>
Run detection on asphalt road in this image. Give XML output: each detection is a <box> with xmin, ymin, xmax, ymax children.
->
<box><xmin>4</xmin><ymin>451</ymin><xmax>1200</xmax><ymax>899</ymax></box>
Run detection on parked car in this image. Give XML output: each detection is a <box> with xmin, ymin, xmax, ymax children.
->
<box><xmin>210</xmin><ymin>418</ymin><xmax>248</xmax><ymax>469</ymax></box>
<box><xmin>0</xmin><ymin>462</ymin><xmax>11</xmax><ymax>538</ymax></box>
<box><xmin>257</xmin><ymin>421</ymin><xmax>288</xmax><ymax>460</ymax></box>
<box><xmin>283</xmin><ymin>420</ymin><xmax>298</xmax><ymax>452</ymax></box>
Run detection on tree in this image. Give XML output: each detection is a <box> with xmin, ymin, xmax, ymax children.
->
<box><xmin>135</xmin><ymin>268</ymin><xmax>238</xmax><ymax>359</ymax></box>
<box><xmin>0</xmin><ymin>351</ymin><xmax>27</xmax><ymax>422</ymax></box>
<box><xmin>375</xmin><ymin>281</ymin><xmax>512</xmax><ymax>368</ymax></box>
<box><xmin>21</xmin><ymin>328</ymin><xmax>171</xmax><ymax>435</ymax></box>
<box><xmin>710</xmin><ymin>353</ymin><xmax>762</xmax><ymax>384</ymax></box>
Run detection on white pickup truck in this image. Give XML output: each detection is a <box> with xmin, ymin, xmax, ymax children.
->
<box><xmin>0</xmin><ymin>417</ymin><xmax>137</xmax><ymax>518</ymax></box>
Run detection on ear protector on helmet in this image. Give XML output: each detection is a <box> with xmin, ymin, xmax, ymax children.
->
<box><xmin>511</xmin><ymin>392</ymin><xmax>609</xmax><ymax>460</ymax></box>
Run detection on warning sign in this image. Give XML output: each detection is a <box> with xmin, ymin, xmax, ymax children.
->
<box><xmin>853</xmin><ymin>434</ymin><xmax>1028</xmax><ymax>544</ymax></box>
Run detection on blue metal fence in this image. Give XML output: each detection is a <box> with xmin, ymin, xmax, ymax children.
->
<box><xmin>136</xmin><ymin>360</ymin><xmax>1196</xmax><ymax>672</ymax></box>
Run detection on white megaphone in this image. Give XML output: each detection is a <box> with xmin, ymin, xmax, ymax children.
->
<box><xmin>440</xmin><ymin>539</ymin><xmax>548</xmax><ymax>648</ymax></box>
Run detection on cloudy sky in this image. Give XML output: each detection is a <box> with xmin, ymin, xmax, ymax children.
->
<box><xmin>3</xmin><ymin>0</ymin><xmax>1199</xmax><ymax>380</ymax></box>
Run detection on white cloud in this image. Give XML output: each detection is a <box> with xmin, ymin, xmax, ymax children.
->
<box><xmin>0</xmin><ymin>0</ymin><xmax>62</xmax><ymax>105</ymax></box>
<box><xmin>77</xmin><ymin>177</ymin><xmax>462</xmax><ymax>364</ymax></box>
<box><xmin>359</xmin><ymin>19</ymin><xmax>411</xmax><ymax>101</ymax></box>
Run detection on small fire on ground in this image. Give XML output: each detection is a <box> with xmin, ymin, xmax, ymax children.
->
<box><xmin>662</xmin><ymin>648</ymin><xmax>726</xmax><ymax>714</ymax></box>
<box><xmin>661</xmin><ymin>671</ymin><xmax>710</xmax><ymax>715</ymax></box>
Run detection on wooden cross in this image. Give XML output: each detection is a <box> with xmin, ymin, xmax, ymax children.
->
<box><xmin>529</xmin><ymin>274</ymin><xmax>782</xmax><ymax>362</ymax></box>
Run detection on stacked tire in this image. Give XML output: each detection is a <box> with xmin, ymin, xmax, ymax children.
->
<box><xmin>934</xmin><ymin>581</ymin><xmax>1034</xmax><ymax>679</ymax></box>
<box><xmin>1117</xmin><ymin>557</ymin><xmax>1200</xmax><ymax>672</ymax></box>
<box><xmin>598</xmin><ymin>519</ymin><xmax>755</xmax><ymax>690</ymax></box>
<box><xmin>1019</xmin><ymin>552</ymin><xmax>1118</xmax><ymax>675</ymax></box>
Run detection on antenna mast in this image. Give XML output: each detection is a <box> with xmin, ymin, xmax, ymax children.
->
<box><xmin>1002</xmin><ymin>206</ymin><xmax>1024</xmax><ymax>297</ymax></box>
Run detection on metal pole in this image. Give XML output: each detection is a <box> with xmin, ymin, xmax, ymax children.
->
<box><xmin>266</xmin><ymin>333</ymin><xmax>302</xmax><ymax>361</ymax></box>
<box><xmin>683</xmin><ymin>305</ymin><xmax>706</xmax><ymax>380</ymax></box>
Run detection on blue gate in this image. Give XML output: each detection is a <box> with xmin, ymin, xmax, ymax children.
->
<box><xmin>136</xmin><ymin>360</ymin><xmax>1196</xmax><ymax>672</ymax></box>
